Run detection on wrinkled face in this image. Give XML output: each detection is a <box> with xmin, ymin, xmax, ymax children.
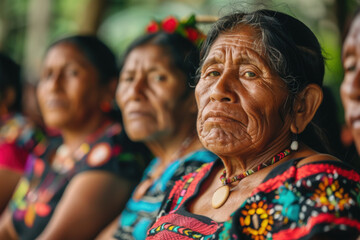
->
<box><xmin>116</xmin><ymin>44</ymin><xmax>193</xmax><ymax>142</ymax></box>
<box><xmin>37</xmin><ymin>43</ymin><xmax>104</xmax><ymax>130</ymax></box>
<box><xmin>341</xmin><ymin>14</ymin><xmax>360</xmax><ymax>153</ymax></box>
<box><xmin>196</xmin><ymin>26</ymin><xmax>291</xmax><ymax>157</ymax></box>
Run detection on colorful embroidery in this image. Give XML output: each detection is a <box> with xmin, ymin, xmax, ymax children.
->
<box><xmin>86</xmin><ymin>142</ymin><xmax>111</xmax><ymax>167</ymax></box>
<box><xmin>239</xmin><ymin>200</ymin><xmax>274</xmax><ymax>240</ymax></box>
<box><xmin>115</xmin><ymin>151</ymin><xmax>217</xmax><ymax>240</ymax></box>
<box><xmin>148</xmin><ymin>160</ymin><xmax>360</xmax><ymax>240</ymax></box>
<box><xmin>10</xmin><ymin>122</ymin><xmax>150</xmax><ymax>240</ymax></box>
<box><xmin>310</xmin><ymin>174</ymin><xmax>353</xmax><ymax>212</ymax></box>
<box><xmin>148</xmin><ymin>222</ymin><xmax>205</xmax><ymax>239</ymax></box>
<box><xmin>173</xmin><ymin>164</ymin><xmax>207</xmax><ymax>211</ymax></box>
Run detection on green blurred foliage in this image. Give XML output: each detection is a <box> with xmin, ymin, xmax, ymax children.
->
<box><xmin>0</xmin><ymin>0</ymin><xmax>359</xmax><ymax>123</ymax></box>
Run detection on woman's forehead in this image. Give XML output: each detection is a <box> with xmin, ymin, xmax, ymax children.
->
<box><xmin>210</xmin><ymin>26</ymin><xmax>262</xmax><ymax>53</ymax></box>
<box><xmin>204</xmin><ymin>27</ymin><xmax>266</xmax><ymax>65</ymax></box>
<box><xmin>344</xmin><ymin>16</ymin><xmax>360</xmax><ymax>56</ymax></box>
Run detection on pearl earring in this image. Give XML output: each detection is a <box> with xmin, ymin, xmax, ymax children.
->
<box><xmin>290</xmin><ymin>133</ymin><xmax>299</xmax><ymax>151</ymax></box>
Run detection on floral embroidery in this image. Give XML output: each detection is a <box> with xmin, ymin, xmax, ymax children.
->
<box><xmin>239</xmin><ymin>200</ymin><xmax>274</xmax><ymax>240</ymax></box>
<box><xmin>273</xmin><ymin>185</ymin><xmax>300</xmax><ymax>222</ymax></box>
<box><xmin>11</xmin><ymin>156</ymin><xmax>56</xmax><ymax>228</ymax></box>
<box><xmin>219</xmin><ymin>220</ymin><xmax>236</xmax><ymax>240</ymax></box>
<box><xmin>350</xmin><ymin>183</ymin><xmax>360</xmax><ymax>205</ymax></box>
<box><xmin>148</xmin><ymin>222</ymin><xmax>205</xmax><ymax>239</ymax></box>
<box><xmin>311</xmin><ymin>175</ymin><xmax>352</xmax><ymax>212</ymax></box>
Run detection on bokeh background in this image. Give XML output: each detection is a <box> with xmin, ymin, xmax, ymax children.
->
<box><xmin>0</xmin><ymin>0</ymin><xmax>358</xmax><ymax>125</ymax></box>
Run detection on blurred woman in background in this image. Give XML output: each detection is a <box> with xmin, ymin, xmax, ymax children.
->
<box><xmin>342</xmin><ymin>8</ymin><xmax>360</xmax><ymax>162</ymax></box>
<box><xmin>0</xmin><ymin>35</ymin><xmax>150</xmax><ymax>240</ymax></box>
<box><xmin>98</xmin><ymin>16</ymin><xmax>218</xmax><ymax>240</ymax></box>
<box><xmin>0</xmin><ymin>53</ymin><xmax>39</xmax><ymax>215</ymax></box>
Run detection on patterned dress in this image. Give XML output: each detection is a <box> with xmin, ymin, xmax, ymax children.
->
<box><xmin>10</xmin><ymin>121</ymin><xmax>151</xmax><ymax>240</ymax></box>
<box><xmin>147</xmin><ymin>158</ymin><xmax>360</xmax><ymax>240</ymax></box>
<box><xmin>114</xmin><ymin>150</ymin><xmax>218</xmax><ymax>240</ymax></box>
<box><xmin>0</xmin><ymin>113</ymin><xmax>43</xmax><ymax>172</ymax></box>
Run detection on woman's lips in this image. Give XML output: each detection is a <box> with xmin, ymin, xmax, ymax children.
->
<box><xmin>203</xmin><ymin>111</ymin><xmax>239</xmax><ymax>123</ymax></box>
<box><xmin>352</xmin><ymin>117</ymin><xmax>360</xmax><ymax>129</ymax></box>
<box><xmin>44</xmin><ymin>99</ymin><xmax>68</xmax><ymax>109</ymax></box>
<box><xmin>126</xmin><ymin>110</ymin><xmax>153</xmax><ymax>119</ymax></box>
<box><xmin>205</xmin><ymin>116</ymin><xmax>236</xmax><ymax>123</ymax></box>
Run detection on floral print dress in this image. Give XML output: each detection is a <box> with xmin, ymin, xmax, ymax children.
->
<box><xmin>0</xmin><ymin>113</ymin><xmax>44</xmax><ymax>172</ymax></box>
<box><xmin>10</xmin><ymin>121</ymin><xmax>150</xmax><ymax>240</ymax></box>
<box><xmin>147</xmin><ymin>158</ymin><xmax>360</xmax><ymax>240</ymax></box>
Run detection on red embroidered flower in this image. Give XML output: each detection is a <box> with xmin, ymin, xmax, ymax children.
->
<box><xmin>161</xmin><ymin>16</ymin><xmax>178</xmax><ymax>33</ymax></box>
<box><xmin>146</xmin><ymin>20</ymin><xmax>159</xmax><ymax>33</ymax></box>
<box><xmin>185</xmin><ymin>27</ymin><xmax>199</xmax><ymax>42</ymax></box>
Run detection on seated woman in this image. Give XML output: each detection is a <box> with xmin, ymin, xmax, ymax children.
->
<box><xmin>147</xmin><ymin>10</ymin><xmax>360</xmax><ymax>239</ymax></box>
<box><xmin>0</xmin><ymin>53</ymin><xmax>40</xmax><ymax>214</ymax></box>
<box><xmin>99</xmin><ymin>16</ymin><xmax>218</xmax><ymax>240</ymax></box>
<box><xmin>341</xmin><ymin>8</ymin><xmax>360</xmax><ymax>161</ymax></box>
<box><xmin>0</xmin><ymin>35</ymin><xmax>151</xmax><ymax>240</ymax></box>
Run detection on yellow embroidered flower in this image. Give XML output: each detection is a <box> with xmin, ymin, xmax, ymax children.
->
<box><xmin>311</xmin><ymin>176</ymin><xmax>351</xmax><ymax>211</ymax></box>
<box><xmin>239</xmin><ymin>201</ymin><xmax>273</xmax><ymax>240</ymax></box>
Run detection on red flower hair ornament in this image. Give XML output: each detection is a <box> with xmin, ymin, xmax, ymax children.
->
<box><xmin>145</xmin><ymin>15</ymin><xmax>205</xmax><ymax>46</ymax></box>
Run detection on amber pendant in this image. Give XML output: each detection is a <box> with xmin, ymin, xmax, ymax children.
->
<box><xmin>211</xmin><ymin>185</ymin><xmax>230</xmax><ymax>209</ymax></box>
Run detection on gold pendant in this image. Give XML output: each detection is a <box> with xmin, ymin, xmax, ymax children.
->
<box><xmin>211</xmin><ymin>185</ymin><xmax>230</xmax><ymax>209</ymax></box>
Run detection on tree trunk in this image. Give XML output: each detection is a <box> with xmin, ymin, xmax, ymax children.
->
<box><xmin>0</xmin><ymin>0</ymin><xmax>9</xmax><ymax>50</ymax></box>
<box><xmin>24</xmin><ymin>0</ymin><xmax>51</xmax><ymax>84</ymax></box>
<box><xmin>76</xmin><ymin>0</ymin><xmax>107</xmax><ymax>34</ymax></box>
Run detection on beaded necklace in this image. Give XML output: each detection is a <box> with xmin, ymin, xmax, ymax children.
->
<box><xmin>212</xmin><ymin>148</ymin><xmax>291</xmax><ymax>209</ymax></box>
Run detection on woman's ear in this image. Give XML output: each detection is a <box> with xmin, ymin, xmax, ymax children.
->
<box><xmin>102</xmin><ymin>77</ymin><xmax>118</xmax><ymax>101</ymax></box>
<box><xmin>2</xmin><ymin>87</ymin><xmax>16</xmax><ymax>109</ymax></box>
<box><xmin>290</xmin><ymin>84</ymin><xmax>323</xmax><ymax>134</ymax></box>
<box><xmin>188</xmin><ymin>93</ymin><xmax>198</xmax><ymax>114</ymax></box>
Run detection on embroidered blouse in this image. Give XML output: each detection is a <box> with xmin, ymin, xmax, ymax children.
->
<box><xmin>9</xmin><ymin>121</ymin><xmax>150</xmax><ymax>240</ymax></box>
<box><xmin>114</xmin><ymin>150</ymin><xmax>218</xmax><ymax>240</ymax></box>
<box><xmin>0</xmin><ymin>113</ymin><xmax>43</xmax><ymax>172</ymax></box>
<box><xmin>147</xmin><ymin>158</ymin><xmax>360</xmax><ymax>240</ymax></box>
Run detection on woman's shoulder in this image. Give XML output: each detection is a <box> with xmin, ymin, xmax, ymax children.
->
<box><xmin>220</xmin><ymin>155</ymin><xmax>360</xmax><ymax>240</ymax></box>
<box><xmin>294</xmin><ymin>153</ymin><xmax>360</xmax><ymax>182</ymax></box>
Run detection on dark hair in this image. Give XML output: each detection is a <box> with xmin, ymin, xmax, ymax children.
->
<box><xmin>120</xmin><ymin>32</ymin><xmax>200</xmax><ymax>89</ymax></box>
<box><xmin>342</xmin><ymin>7</ymin><xmax>360</xmax><ymax>43</ymax></box>
<box><xmin>48</xmin><ymin>35</ymin><xmax>118</xmax><ymax>85</ymax></box>
<box><xmin>199</xmin><ymin>9</ymin><xmax>329</xmax><ymax>153</ymax></box>
<box><xmin>0</xmin><ymin>53</ymin><xmax>22</xmax><ymax>112</ymax></box>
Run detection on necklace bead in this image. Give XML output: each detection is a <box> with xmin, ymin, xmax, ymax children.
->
<box><xmin>212</xmin><ymin>148</ymin><xmax>291</xmax><ymax>209</ymax></box>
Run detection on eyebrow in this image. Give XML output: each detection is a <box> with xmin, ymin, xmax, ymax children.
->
<box><xmin>202</xmin><ymin>57</ymin><xmax>219</xmax><ymax>71</ymax></box>
<box><xmin>202</xmin><ymin>48</ymin><xmax>263</xmax><ymax>70</ymax></box>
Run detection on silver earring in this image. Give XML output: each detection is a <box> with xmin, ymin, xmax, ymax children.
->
<box><xmin>290</xmin><ymin>133</ymin><xmax>299</xmax><ymax>151</ymax></box>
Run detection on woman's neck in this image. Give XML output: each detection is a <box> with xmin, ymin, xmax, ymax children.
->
<box><xmin>146</xmin><ymin>127</ymin><xmax>203</xmax><ymax>165</ymax></box>
<box><xmin>60</xmin><ymin>114</ymin><xmax>109</xmax><ymax>152</ymax></box>
<box><xmin>219</xmin><ymin>134</ymin><xmax>292</xmax><ymax>178</ymax></box>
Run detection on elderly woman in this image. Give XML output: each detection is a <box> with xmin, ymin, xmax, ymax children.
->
<box><xmin>342</xmin><ymin>8</ymin><xmax>360</xmax><ymax>159</ymax></box>
<box><xmin>97</xmin><ymin>16</ymin><xmax>218</xmax><ymax>240</ymax></box>
<box><xmin>0</xmin><ymin>35</ymin><xmax>150</xmax><ymax>240</ymax></box>
<box><xmin>147</xmin><ymin>10</ymin><xmax>360</xmax><ymax>240</ymax></box>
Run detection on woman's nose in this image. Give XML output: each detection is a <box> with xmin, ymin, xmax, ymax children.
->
<box><xmin>343</xmin><ymin>70</ymin><xmax>360</xmax><ymax>101</ymax></box>
<box><xmin>47</xmin><ymin>72</ymin><xmax>63</xmax><ymax>92</ymax></box>
<box><xmin>128</xmin><ymin>75</ymin><xmax>147</xmax><ymax>100</ymax></box>
<box><xmin>209</xmin><ymin>71</ymin><xmax>237</xmax><ymax>103</ymax></box>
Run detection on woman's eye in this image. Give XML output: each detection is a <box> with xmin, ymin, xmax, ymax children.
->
<box><xmin>152</xmin><ymin>75</ymin><xmax>166</xmax><ymax>82</ymax></box>
<box><xmin>244</xmin><ymin>71</ymin><xmax>256</xmax><ymax>78</ymax></box>
<box><xmin>42</xmin><ymin>70</ymin><xmax>52</xmax><ymax>80</ymax></box>
<box><xmin>208</xmin><ymin>71</ymin><xmax>220</xmax><ymax>77</ymax></box>
<box><xmin>66</xmin><ymin>68</ymin><xmax>79</xmax><ymax>77</ymax></box>
<box><xmin>120</xmin><ymin>75</ymin><xmax>133</xmax><ymax>82</ymax></box>
<box><xmin>345</xmin><ymin>65</ymin><xmax>356</xmax><ymax>72</ymax></box>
